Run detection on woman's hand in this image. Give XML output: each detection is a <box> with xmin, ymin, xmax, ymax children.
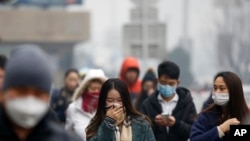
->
<box><xmin>106</xmin><ymin>106</ymin><xmax>124</xmax><ymax>122</ymax></box>
<box><xmin>218</xmin><ymin>118</ymin><xmax>240</xmax><ymax>133</ymax></box>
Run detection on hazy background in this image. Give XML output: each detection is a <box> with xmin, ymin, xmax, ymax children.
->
<box><xmin>1</xmin><ymin>0</ymin><xmax>250</xmax><ymax>111</ymax></box>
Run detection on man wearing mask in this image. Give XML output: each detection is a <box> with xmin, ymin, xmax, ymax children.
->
<box><xmin>0</xmin><ymin>46</ymin><xmax>81</xmax><ymax>141</ymax></box>
<box><xmin>51</xmin><ymin>68</ymin><xmax>80</xmax><ymax>124</ymax></box>
<box><xmin>119</xmin><ymin>57</ymin><xmax>141</xmax><ymax>104</ymax></box>
<box><xmin>141</xmin><ymin>61</ymin><xmax>197</xmax><ymax>141</ymax></box>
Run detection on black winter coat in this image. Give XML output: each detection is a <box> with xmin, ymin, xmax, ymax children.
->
<box><xmin>141</xmin><ymin>87</ymin><xmax>197</xmax><ymax>141</ymax></box>
<box><xmin>0</xmin><ymin>106</ymin><xmax>81</xmax><ymax>141</ymax></box>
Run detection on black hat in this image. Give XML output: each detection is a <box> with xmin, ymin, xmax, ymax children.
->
<box><xmin>142</xmin><ymin>68</ymin><xmax>157</xmax><ymax>85</ymax></box>
<box><xmin>3</xmin><ymin>45</ymin><xmax>52</xmax><ymax>94</ymax></box>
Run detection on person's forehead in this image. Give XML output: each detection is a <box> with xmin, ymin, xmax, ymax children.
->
<box><xmin>6</xmin><ymin>86</ymin><xmax>47</xmax><ymax>94</ymax></box>
<box><xmin>89</xmin><ymin>81</ymin><xmax>102</xmax><ymax>86</ymax></box>
<box><xmin>214</xmin><ymin>77</ymin><xmax>226</xmax><ymax>86</ymax></box>
<box><xmin>126</xmin><ymin>68</ymin><xmax>138</xmax><ymax>72</ymax></box>
<box><xmin>67</xmin><ymin>72</ymin><xmax>79</xmax><ymax>77</ymax></box>
<box><xmin>159</xmin><ymin>75</ymin><xmax>177</xmax><ymax>81</ymax></box>
<box><xmin>107</xmin><ymin>89</ymin><xmax>121</xmax><ymax>98</ymax></box>
<box><xmin>65</xmin><ymin>75</ymin><xmax>79</xmax><ymax>82</ymax></box>
<box><xmin>144</xmin><ymin>81</ymin><xmax>154</xmax><ymax>85</ymax></box>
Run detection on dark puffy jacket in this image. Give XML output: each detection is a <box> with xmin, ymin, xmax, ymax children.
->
<box><xmin>0</xmin><ymin>106</ymin><xmax>81</xmax><ymax>141</ymax></box>
<box><xmin>50</xmin><ymin>87</ymin><xmax>74</xmax><ymax>123</ymax></box>
<box><xmin>141</xmin><ymin>87</ymin><xmax>197</xmax><ymax>141</ymax></box>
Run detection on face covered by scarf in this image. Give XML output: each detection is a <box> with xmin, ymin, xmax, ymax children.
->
<box><xmin>82</xmin><ymin>92</ymin><xmax>100</xmax><ymax>113</ymax></box>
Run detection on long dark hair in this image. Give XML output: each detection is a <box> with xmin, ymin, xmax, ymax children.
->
<box><xmin>204</xmin><ymin>71</ymin><xmax>249</xmax><ymax>123</ymax></box>
<box><xmin>86</xmin><ymin>78</ymin><xmax>149</xmax><ymax>139</ymax></box>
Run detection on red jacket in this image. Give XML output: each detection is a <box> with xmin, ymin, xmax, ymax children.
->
<box><xmin>119</xmin><ymin>57</ymin><xmax>141</xmax><ymax>95</ymax></box>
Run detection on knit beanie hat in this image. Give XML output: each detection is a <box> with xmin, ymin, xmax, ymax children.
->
<box><xmin>142</xmin><ymin>68</ymin><xmax>157</xmax><ymax>86</ymax></box>
<box><xmin>3</xmin><ymin>45</ymin><xmax>52</xmax><ymax>94</ymax></box>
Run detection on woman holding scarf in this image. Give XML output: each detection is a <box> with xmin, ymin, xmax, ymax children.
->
<box><xmin>65</xmin><ymin>69</ymin><xmax>107</xmax><ymax>141</ymax></box>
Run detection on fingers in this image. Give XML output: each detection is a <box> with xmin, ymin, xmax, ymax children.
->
<box><xmin>155</xmin><ymin>115</ymin><xmax>168</xmax><ymax>126</ymax></box>
<box><xmin>155</xmin><ymin>118</ymin><xmax>162</xmax><ymax>123</ymax></box>
<box><xmin>155</xmin><ymin>114</ymin><xmax>163</xmax><ymax>120</ymax></box>
<box><xmin>155</xmin><ymin>116</ymin><xmax>163</xmax><ymax>123</ymax></box>
<box><xmin>107</xmin><ymin>106</ymin><xmax>122</xmax><ymax>113</ymax></box>
<box><xmin>167</xmin><ymin>115</ymin><xmax>175</xmax><ymax>121</ymax></box>
<box><xmin>155</xmin><ymin>119</ymin><xmax>163</xmax><ymax>126</ymax></box>
<box><xmin>230</xmin><ymin>118</ymin><xmax>240</xmax><ymax>125</ymax></box>
<box><xmin>114</xmin><ymin>107</ymin><xmax>124</xmax><ymax>115</ymax></box>
<box><xmin>155</xmin><ymin>115</ymin><xmax>162</xmax><ymax>122</ymax></box>
<box><xmin>166</xmin><ymin>116</ymin><xmax>176</xmax><ymax>127</ymax></box>
<box><xmin>106</xmin><ymin>106</ymin><xmax>124</xmax><ymax>121</ymax></box>
<box><xmin>219</xmin><ymin>118</ymin><xmax>241</xmax><ymax>133</ymax></box>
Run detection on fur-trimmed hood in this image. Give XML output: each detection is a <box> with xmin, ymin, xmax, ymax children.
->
<box><xmin>72</xmin><ymin>69</ymin><xmax>107</xmax><ymax>101</ymax></box>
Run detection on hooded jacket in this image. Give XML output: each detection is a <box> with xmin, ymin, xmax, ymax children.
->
<box><xmin>119</xmin><ymin>57</ymin><xmax>141</xmax><ymax>95</ymax></box>
<box><xmin>141</xmin><ymin>87</ymin><xmax>197</xmax><ymax>141</ymax></box>
<box><xmin>65</xmin><ymin>69</ymin><xmax>107</xmax><ymax>141</ymax></box>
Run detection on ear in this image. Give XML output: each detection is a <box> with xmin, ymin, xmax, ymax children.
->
<box><xmin>177</xmin><ymin>80</ymin><xmax>181</xmax><ymax>85</ymax></box>
<box><xmin>64</xmin><ymin>77</ymin><xmax>68</xmax><ymax>83</ymax></box>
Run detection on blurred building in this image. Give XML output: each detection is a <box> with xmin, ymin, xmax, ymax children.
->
<box><xmin>215</xmin><ymin>0</ymin><xmax>250</xmax><ymax>84</ymax></box>
<box><xmin>0</xmin><ymin>1</ymin><xmax>90</xmax><ymax>86</ymax></box>
<box><xmin>123</xmin><ymin>0</ymin><xmax>166</xmax><ymax>59</ymax></box>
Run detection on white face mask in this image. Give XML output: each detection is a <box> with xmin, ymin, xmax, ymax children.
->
<box><xmin>105</xmin><ymin>103</ymin><xmax>123</xmax><ymax>108</ymax></box>
<box><xmin>5</xmin><ymin>96</ymin><xmax>49</xmax><ymax>129</ymax></box>
<box><xmin>212</xmin><ymin>93</ymin><xmax>229</xmax><ymax>106</ymax></box>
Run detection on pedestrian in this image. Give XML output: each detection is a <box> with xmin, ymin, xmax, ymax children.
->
<box><xmin>0</xmin><ymin>45</ymin><xmax>81</xmax><ymax>141</ymax></box>
<box><xmin>135</xmin><ymin>68</ymin><xmax>157</xmax><ymax>112</ymax></box>
<box><xmin>0</xmin><ymin>55</ymin><xmax>7</xmax><ymax>113</ymax></box>
<box><xmin>141</xmin><ymin>61</ymin><xmax>197</xmax><ymax>141</ymax></box>
<box><xmin>0</xmin><ymin>54</ymin><xmax>7</xmax><ymax>91</ymax></box>
<box><xmin>190</xmin><ymin>71</ymin><xmax>250</xmax><ymax>141</ymax></box>
<box><xmin>65</xmin><ymin>69</ymin><xmax>107</xmax><ymax>141</ymax></box>
<box><xmin>86</xmin><ymin>78</ymin><xmax>156</xmax><ymax>141</ymax></box>
<box><xmin>119</xmin><ymin>57</ymin><xmax>142</xmax><ymax>105</ymax></box>
<box><xmin>51</xmin><ymin>68</ymin><xmax>81</xmax><ymax>124</ymax></box>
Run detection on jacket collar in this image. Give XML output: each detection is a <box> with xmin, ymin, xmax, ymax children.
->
<box><xmin>0</xmin><ymin>106</ymin><xmax>19</xmax><ymax>140</ymax></box>
<box><xmin>157</xmin><ymin>93</ymin><xmax>179</xmax><ymax>103</ymax></box>
<box><xmin>148</xmin><ymin>91</ymin><xmax>163</xmax><ymax>113</ymax></box>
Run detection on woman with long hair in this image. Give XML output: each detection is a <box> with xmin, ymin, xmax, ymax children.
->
<box><xmin>190</xmin><ymin>71</ymin><xmax>250</xmax><ymax>141</ymax></box>
<box><xmin>86</xmin><ymin>78</ymin><xmax>155</xmax><ymax>141</ymax></box>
